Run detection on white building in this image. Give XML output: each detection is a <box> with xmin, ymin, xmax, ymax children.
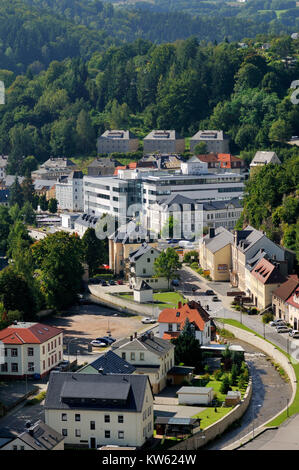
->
<box><xmin>250</xmin><ymin>151</ymin><xmax>281</xmax><ymax>170</ymax></box>
<box><xmin>177</xmin><ymin>387</ymin><xmax>214</xmax><ymax>405</ymax></box>
<box><xmin>190</xmin><ymin>130</ymin><xmax>230</xmax><ymax>154</ymax></box>
<box><xmin>44</xmin><ymin>372</ymin><xmax>154</xmax><ymax>449</ymax></box>
<box><xmin>56</xmin><ymin>171</ymin><xmax>84</xmax><ymax>212</ymax></box>
<box><xmin>0</xmin><ymin>322</ymin><xmax>63</xmax><ymax>379</ymax></box>
<box><xmin>128</xmin><ymin>243</ymin><xmax>168</xmax><ymax>290</ymax></box>
<box><xmin>112</xmin><ymin>331</ymin><xmax>175</xmax><ymax>394</ymax></box>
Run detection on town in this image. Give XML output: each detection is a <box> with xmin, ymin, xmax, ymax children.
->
<box><xmin>0</xmin><ymin>125</ymin><xmax>298</xmax><ymax>452</ymax></box>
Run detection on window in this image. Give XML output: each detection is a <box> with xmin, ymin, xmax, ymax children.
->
<box><xmin>75</xmin><ymin>414</ymin><xmax>81</xmax><ymax>422</ymax></box>
<box><xmin>130</xmin><ymin>352</ymin><xmax>135</xmax><ymax>361</ymax></box>
<box><xmin>121</xmin><ymin>352</ymin><xmax>126</xmax><ymax>360</ymax></box>
<box><xmin>140</xmin><ymin>353</ymin><xmax>145</xmax><ymax>361</ymax></box>
<box><xmin>11</xmin><ymin>349</ymin><xmax>18</xmax><ymax>357</ymax></box>
<box><xmin>75</xmin><ymin>429</ymin><xmax>81</xmax><ymax>437</ymax></box>
<box><xmin>90</xmin><ymin>421</ymin><xmax>95</xmax><ymax>430</ymax></box>
<box><xmin>168</xmin><ymin>323</ymin><xmax>173</xmax><ymax>332</ymax></box>
<box><xmin>28</xmin><ymin>362</ymin><xmax>34</xmax><ymax>372</ymax></box>
<box><xmin>118</xmin><ymin>431</ymin><xmax>124</xmax><ymax>439</ymax></box>
<box><xmin>105</xmin><ymin>431</ymin><xmax>110</xmax><ymax>439</ymax></box>
<box><xmin>118</xmin><ymin>415</ymin><xmax>124</xmax><ymax>424</ymax></box>
<box><xmin>1</xmin><ymin>363</ymin><xmax>7</xmax><ymax>372</ymax></box>
<box><xmin>61</xmin><ymin>413</ymin><xmax>67</xmax><ymax>421</ymax></box>
<box><xmin>13</xmin><ymin>445</ymin><xmax>18</xmax><ymax>451</ymax></box>
<box><xmin>11</xmin><ymin>363</ymin><xmax>18</xmax><ymax>372</ymax></box>
<box><xmin>62</xmin><ymin>429</ymin><xmax>68</xmax><ymax>437</ymax></box>
<box><xmin>20</xmin><ymin>446</ymin><xmax>24</xmax><ymax>451</ymax></box>
<box><xmin>104</xmin><ymin>415</ymin><xmax>110</xmax><ymax>423</ymax></box>
<box><xmin>42</xmin><ymin>346</ymin><xmax>45</xmax><ymax>355</ymax></box>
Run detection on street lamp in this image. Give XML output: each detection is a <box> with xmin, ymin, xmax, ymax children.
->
<box><xmin>252</xmin><ymin>403</ymin><xmax>262</xmax><ymax>438</ymax></box>
<box><xmin>68</xmin><ymin>337</ymin><xmax>78</xmax><ymax>363</ymax></box>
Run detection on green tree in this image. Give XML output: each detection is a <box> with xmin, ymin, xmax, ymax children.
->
<box><xmin>39</xmin><ymin>194</ymin><xmax>48</xmax><ymax>211</ymax></box>
<box><xmin>220</xmin><ymin>374</ymin><xmax>230</xmax><ymax>394</ymax></box>
<box><xmin>193</xmin><ymin>142</ymin><xmax>207</xmax><ymax>154</ymax></box>
<box><xmin>0</xmin><ymin>266</ymin><xmax>37</xmax><ymax>318</ymax></box>
<box><xmin>269</xmin><ymin>119</ymin><xmax>292</xmax><ymax>143</ymax></box>
<box><xmin>171</xmin><ymin>318</ymin><xmax>202</xmax><ymax>369</ymax></box>
<box><xmin>48</xmin><ymin>198</ymin><xmax>58</xmax><ymax>214</ymax></box>
<box><xmin>82</xmin><ymin>227</ymin><xmax>108</xmax><ymax>277</ymax></box>
<box><xmin>9</xmin><ymin>177</ymin><xmax>24</xmax><ymax>208</ymax></box>
<box><xmin>154</xmin><ymin>247</ymin><xmax>181</xmax><ymax>289</ymax></box>
<box><xmin>21</xmin><ymin>201</ymin><xmax>36</xmax><ymax>225</ymax></box>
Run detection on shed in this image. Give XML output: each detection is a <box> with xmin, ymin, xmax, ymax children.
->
<box><xmin>167</xmin><ymin>366</ymin><xmax>195</xmax><ymax>385</ymax></box>
<box><xmin>155</xmin><ymin>417</ymin><xmax>201</xmax><ymax>437</ymax></box>
<box><xmin>225</xmin><ymin>390</ymin><xmax>241</xmax><ymax>407</ymax></box>
<box><xmin>177</xmin><ymin>386</ymin><xmax>214</xmax><ymax>405</ymax></box>
<box><xmin>133</xmin><ymin>280</ymin><xmax>153</xmax><ymax>303</ymax></box>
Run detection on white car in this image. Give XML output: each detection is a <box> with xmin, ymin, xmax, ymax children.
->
<box><xmin>276</xmin><ymin>326</ymin><xmax>290</xmax><ymax>333</ymax></box>
<box><xmin>270</xmin><ymin>320</ymin><xmax>286</xmax><ymax>327</ymax></box>
<box><xmin>289</xmin><ymin>330</ymin><xmax>299</xmax><ymax>338</ymax></box>
<box><xmin>90</xmin><ymin>340</ymin><xmax>107</xmax><ymax>347</ymax></box>
<box><xmin>141</xmin><ymin>317</ymin><xmax>156</xmax><ymax>324</ymax></box>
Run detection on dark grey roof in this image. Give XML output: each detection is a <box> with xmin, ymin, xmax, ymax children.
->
<box><xmin>88</xmin><ymin>158</ymin><xmax>118</xmax><ymax>168</ymax></box>
<box><xmin>168</xmin><ymin>366</ymin><xmax>195</xmax><ymax>375</ymax></box>
<box><xmin>134</xmin><ymin>279</ymin><xmax>153</xmax><ymax>291</ymax></box>
<box><xmin>203</xmin><ymin>226</ymin><xmax>233</xmax><ymax>253</ymax></box>
<box><xmin>235</xmin><ymin>225</ymin><xmax>264</xmax><ymax>252</ymax></box>
<box><xmin>129</xmin><ymin>243</ymin><xmax>160</xmax><ymax>262</ymax></box>
<box><xmin>45</xmin><ymin>372</ymin><xmax>150</xmax><ymax>412</ymax></box>
<box><xmin>3</xmin><ymin>175</ymin><xmax>25</xmax><ymax>187</ymax></box>
<box><xmin>246</xmin><ymin>249</ymin><xmax>268</xmax><ymax>271</ymax></box>
<box><xmin>16</xmin><ymin>420</ymin><xmax>63</xmax><ymax>450</ymax></box>
<box><xmin>80</xmin><ymin>351</ymin><xmax>136</xmax><ymax>375</ymax></box>
<box><xmin>75</xmin><ymin>213</ymin><xmax>99</xmax><ymax>228</ymax></box>
<box><xmin>201</xmin><ymin>198</ymin><xmax>242</xmax><ymax>211</ymax></box>
<box><xmin>159</xmin><ymin>193</ymin><xmax>195</xmax><ymax>208</ymax></box>
<box><xmin>112</xmin><ymin>332</ymin><xmax>174</xmax><ymax>357</ymax></box>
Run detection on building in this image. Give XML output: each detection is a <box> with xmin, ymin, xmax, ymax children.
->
<box><xmin>133</xmin><ymin>279</ymin><xmax>153</xmax><ymax>303</ymax></box>
<box><xmin>201</xmin><ymin>199</ymin><xmax>243</xmax><ymax>231</ymax></box>
<box><xmin>31</xmin><ymin>158</ymin><xmax>76</xmax><ymax>181</ymax></box>
<box><xmin>286</xmin><ymin>287</ymin><xmax>299</xmax><ymax>330</ymax></box>
<box><xmin>0</xmin><ymin>322</ymin><xmax>63</xmax><ymax>379</ymax></box>
<box><xmin>177</xmin><ymin>387</ymin><xmax>214</xmax><ymax>405</ymax></box>
<box><xmin>128</xmin><ymin>242</ymin><xmax>168</xmax><ymax>290</ymax></box>
<box><xmin>272</xmin><ymin>275</ymin><xmax>299</xmax><ymax>323</ymax></box>
<box><xmin>109</xmin><ymin>221</ymin><xmax>158</xmax><ymax>277</ymax></box>
<box><xmin>77</xmin><ymin>350</ymin><xmax>136</xmax><ymax>375</ymax></box>
<box><xmin>190</xmin><ymin>130</ymin><xmax>230</xmax><ymax>154</ymax></box>
<box><xmin>199</xmin><ymin>227</ymin><xmax>234</xmax><ymax>281</ymax></box>
<box><xmin>55</xmin><ymin>171</ymin><xmax>84</xmax><ymax>212</ymax></box>
<box><xmin>158</xmin><ymin>300</ymin><xmax>211</xmax><ymax>345</ymax></box>
<box><xmin>250</xmin><ymin>151</ymin><xmax>281</xmax><ymax>171</ymax></box>
<box><xmin>112</xmin><ymin>331</ymin><xmax>175</xmax><ymax>394</ymax></box>
<box><xmin>155</xmin><ymin>417</ymin><xmax>201</xmax><ymax>438</ymax></box>
<box><xmin>0</xmin><ymin>155</ymin><xmax>8</xmax><ymax>180</ymax></box>
<box><xmin>230</xmin><ymin>226</ymin><xmax>286</xmax><ymax>292</ymax></box>
<box><xmin>143</xmin><ymin>130</ymin><xmax>185</xmax><ymax>155</ymax></box>
<box><xmin>87</xmin><ymin>158</ymin><xmax>120</xmax><ymax>177</ymax></box>
<box><xmin>44</xmin><ymin>372</ymin><xmax>154</xmax><ymax>449</ymax></box>
<box><xmin>248</xmin><ymin>257</ymin><xmax>286</xmax><ymax>310</ymax></box>
<box><xmin>0</xmin><ymin>421</ymin><xmax>64</xmax><ymax>451</ymax></box>
<box><xmin>140</xmin><ymin>154</ymin><xmax>183</xmax><ymax>171</ymax></box>
<box><xmin>191</xmin><ymin>154</ymin><xmax>245</xmax><ymax>174</ymax></box>
<box><xmin>33</xmin><ymin>179</ymin><xmax>55</xmax><ymax>198</ymax></box>
<box><xmin>97</xmin><ymin>130</ymin><xmax>139</xmax><ymax>155</ymax></box>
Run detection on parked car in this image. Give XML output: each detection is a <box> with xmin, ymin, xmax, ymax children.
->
<box><xmin>109</xmin><ymin>280</ymin><xmax>116</xmax><ymax>285</ymax></box>
<box><xmin>95</xmin><ymin>337</ymin><xmax>114</xmax><ymax>345</ymax></box>
<box><xmin>141</xmin><ymin>317</ymin><xmax>156</xmax><ymax>324</ymax></box>
<box><xmin>103</xmin><ymin>336</ymin><xmax>116</xmax><ymax>343</ymax></box>
<box><xmin>116</xmin><ymin>280</ymin><xmax>124</xmax><ymax>285</ymax></box>
<box><xmin>171</xmin><ymin>279</ymin><xmax>180</xmax><ymax>287</ymax></box>
<box><xmin>212</xmin><ymin>296</ymin><xmax>220</xmax><ymax>301</ymax></box>
<box><xmin>289</xmin><ymin>330</ymin><xmax>299</xmax><ymax>338</ymax></box>
<box><xmin>206</xmin><ymin>290</ymin><xmax>215</xmax><ymax>295</ymax></box>
<box><xmin>101</xmin><ymin>281</ymin><xmax>108</xmax><ymax>287</ymax></box>
<box><xmin>276</xmin><ymin>326</ymin><xmax>290</xmax><ymax>333</ymax></box>
<box><xmin>90</xmin><ymin>340</ymin><xmax>107</xmax><ymax>347</ymax></box>
<box><xmin>270</xmin><ymin>319</ymin><xmax>286</xmax><ymax>327</ymax></box>
<box><xmin>59</xmin><ymin>360</ymin><xmax>70</xmax><ymax>371</ymax></box>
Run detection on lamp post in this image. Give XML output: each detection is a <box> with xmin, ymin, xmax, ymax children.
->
<box><xmin>263</xmin><ymin>321</ymin><xmax>265</xmax><ymax>339</ymax></box>
<box><xmin>68</xmin><ymin>337</ymin><xmax>78</xmax><ymax>363</ymax></box>
<box><xmin>252</xmin><ymin>403</ymin><xmax>262</xmax><ymax>439</ymax></box>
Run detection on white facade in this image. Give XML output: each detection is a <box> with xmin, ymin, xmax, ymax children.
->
<box><xmin>158</xmin><ymin>320</ymin><xmax>211</xmax><ymax>345</ymax></box>
<box><xmin>56</xmin><ymin>174</ymin><xmax>84</xmax><ymax>212</ymax></box>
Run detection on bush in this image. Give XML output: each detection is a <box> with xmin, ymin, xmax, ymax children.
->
<box><xmin>213</xmin><ymin>369</ymin><xmax>222</xmax><ymax>381</ymax></box>
<box><xmin>263</xmin><ymin>312</ymin><xmax>274</xmax><ymax>324</ymax></box>
<box><xmin>220</xmin><ymin>375</ymin><xmax>231</xmax><ymax>394</ymax></box>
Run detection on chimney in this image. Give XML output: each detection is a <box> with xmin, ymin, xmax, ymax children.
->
<box><xmin>130</xmin><ymin>335</ymin><xmax>133</xmax><ymax>341</ymax></box>
<box><xmin>209</xmin><ymin>228</ymin><xmax>215</xmax><ymax>238</ymax></box>
<box><xmin>134</xmin><ymin>332</ymin><xmax>137</xmax><ymax>338</ymax></box>
<box><xmin>178</xmin><ymin>301</ymin><xmax>182</xmax><ymax>309</ymax></box>
<box><xmin>98</xmin><ymin>367</ymin><xmax>104</xmax><ymax>374</ymax></box>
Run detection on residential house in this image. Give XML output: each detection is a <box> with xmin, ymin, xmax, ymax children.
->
<box><xmin>0</xmin><ymin>322</ymin><xmax>63</xmax><ymax>379</ymax></box>
<box><xmin>190</xmin><ymin>130</ymin><xmax>230</xmax><ymax>154</ymax></box>
<box><xmin>109</xmin><ymin>221</ymin><xmax>158</xmax><ymax>277</ymax></box>
<box><xmin>74</xmin><ymin>212</ymin><xmax>100</xmax><ymax>237</ymax></box>
<box><xmin>133</xmin><ymin>279</ymin><xmax>153</xmax><ymax>303</ymax></box>
<box><xmin>158</xmin><ymin>300</ymin><xmax>211</xmax><ymax>345</ymax></box>
<box><xmin>55</xmin><ymin>170</ymin><xmax>84</xmax><ymax>212</ymax></box>
<box><xmin>77</xmin><ymin>350</ymin><xmax>136</xmax><ymax>375</ymax></box>
<box><xmin>97</xmin><ymin>130</ymin><xmax>139</xmax><ymax>155</ymax></box>
<box><xmin>199</xmin><ymin>227</ymin><xmax>234</xmax><ymax>281</ymax></box>
<box><xmin>191</xmin><ymin>153</ymin><xmax>245</xmax><ymax>174</ymax></box>
<box><xmin>0</xmin><ymin>421</ymin><xmax>64</xmax><ymax>451</ymax></box>
<box><xmin>230</xmin><ymin>225</ymin><xmax>286</xmax><ymax>292</ymax></box>
<box><xmin>87</xmin><ymin>158</ymin><xmax>120</xmax><ymax>177</ymax></box>
<box><xmin>112</xmin><ymin>331</ymin><xmax>175</xmax><ymax>394</ymax></box>
<box><xmin>128</xmin><ymin>242</ymin><xmax>168</xmax><ymax>289</ymax></box>
<box><xmin>44</xmin><ymin>372</ymin><xmax>154</xmax><ymax>449</ymax></box>
<box><xmin>248</xmin><ymin>257</ymin><xmax>286</xmax><ymax>310</ymax></box>
<box><xmin>287</xmin><ymin>287</ymin><xmax>299</xmax><ymax>330</ymax></box>
<box><xmin>31</xmin><ymin>158</ymin><xmax>76</xmax><ymax>181</ymax></box>
<box><xmin>250</xmin><ymin>151</ymin><xmax>281</xmax><ymax>172</ymax></box>
<box><xmin>272</xmin><ymin>275</ymin><xmax>299</xmax><ymax>323</ymax></box>
<box><xmin>143</xmin><ymin>130</ymin><xmax>185</xmax><ymax>155</ymax></box>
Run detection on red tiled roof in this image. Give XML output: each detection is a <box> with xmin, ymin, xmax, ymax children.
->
<box><xmin>0</xmin><ymin>323</ymin><xmax>63</xmax><ymax>345</ymax></box>
<box><xmin>158</xmin><ymin>301</ymin><xmax>210</xmax><ymax>332</ymax></box>
<box><xmin>251</xmin><ymin>258</ymin><xmax>285</xmax><ymax>285</ymax></box>
<box><xmin>196</xmin><ymin>154</ymin><xmax>218</xmax><ymax>162</ymax></box>
<box><xmin>286</xmin><ymin>289</ymin><xmax>299</xmax><ymax>310</ymax></box>
<box><xmin>272</xmin><ymin>275</ymin><xmax>299</xmax><ymax>301</ymax></box>
<box><xmin>163</xmin><ymin>332</ymin><xmax>180</xmax><ymax>340</ymax></box>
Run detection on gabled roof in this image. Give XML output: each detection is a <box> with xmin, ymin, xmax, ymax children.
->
<box><xmin>78</xmin><ymin>350</ymin><xmax>136</xmax><ymax>375</ymax></box>
<box><xmin>0</xmin><ymin>322</ymin><xmax>62</xmax><ymax>345</ymax></box>
<box><xmin>134</xmin><ymin>279</ymin><xmax>153</xmax><ymax>291</ymax></box>
<box><xmin>113</xmin><ymin>332</ymin><xmax>174</xmax><ymax>357</ymax></box>
<box><xmin>202</xmin><ymin>226</ymin><xmax>233</xmax><ymax>253</ymax></box>
<box><xmin>110</xmin><ymin>221</ymin><xmax>156</xmax><ymax>244</ymax></box>
<box><xmin>16</xmin><ymin>420</ymin><xmax>63</xmax><ymax>450</ymax></box>
<box><xmin>235</xmin><ymin>225</ymin><xmax>264</xmax><ymax>252</ymax></box>
<box><xmin>286</xmin><ymin>288</ymin><xmax>299</xmax><ymax>310</ymax></box>
<box><xmin>251</xmin><ymin>151</ymin><xmax>281</xmax><ymax>165</ymax></box>
<box><xmin>129</xmin><ymin>242</ymin><xmax>160</xmax><ymax>262</ymax></box>
<box><xmin>273</xmin><ymin>275</ymin><xmax>299</xmax><ymax>301</ymax></box>
<box><xmin>158</xmin><ymin>301</ymin><xmax>210</xmax><ymax>332</ymax></box>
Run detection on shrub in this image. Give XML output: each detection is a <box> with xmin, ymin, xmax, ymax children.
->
<box><xmin>213</xmin><ymin>369</ymin><xmax>222</xmax><ymax>381</ymax></box>
<box><xmin>263</xmin><ymin>312</ymin><xmax>274</xmax><ymax>324</ymax></box>
<box><xmin>220</xmin><ymin>375</ymin><xmax>231</xmax><ymax>394</ymax></box>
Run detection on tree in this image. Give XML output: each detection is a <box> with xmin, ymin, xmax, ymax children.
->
<box><xmin>193</xmin><ymin>142</ymin><xmax>207</xmax><ymax>154</ymax></box>
<box><xmin>82</xmin><ymin>227</ymin><xmax>108</xmax><ymax>277</ymax></box>
<box><xmin>171</xmin><ymin>318</ymin><xmax>202</xmax><ymax>369</ymax></box>
<box><xmin>48</xmin><ymin>198</ymin><xmax>58</xmax><ymax>214</ymax></box>
<box><xmin>183</xmin><ymin>250</ymin><xmax>199</xmax><ymax>264</ymax></box>
<box><xmin>154</xmin><ymin>247</ymin><xmax>181</xmax><ymax>289</ymax></box>
<box><xmin>269</xmin><ymin>119</ymin><xmax>292</xmax><ymax>143</ymax></box>
<box><xmin>39</xmin><ymin>194</ymin><xmax>48</xmax><ymax>211</ymax></box>
<box><xmin>76</xmin><ymin>109</ymin><xmax>95</xmax><ymax>154</ymax></box>
<box><xmin>220</xmin><ymin>374</ymin><xmax>230</xmax><ymax>394</ymax></box>
<box><xmin>9</xmin><ymin>177</ymin><xmax>24</xmax><ymax>208</ymax></box>
<box><xmin>21</xmin><ymin>201</ymin><xmax>36</xmax><ymax>225</ymax></box>
<box><xmin>0</xmin><ymin>266</ymin><xmax>37</xmax><ymax>318</ymax></box>
<box><xmin>31</xmin><ymin>232</ymin><xmax>84</xmax><ymax>310</ymax></box>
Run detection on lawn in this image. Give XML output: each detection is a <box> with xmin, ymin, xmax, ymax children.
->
<box><xmin>192</xmin><ymin>406</ymin><xmax>233</xmax><ymax>429</ymax></box>
<box><xmin>116</xmin><ymin>291</ymin><xmax>187</xmax><ymax>309</ymax></box>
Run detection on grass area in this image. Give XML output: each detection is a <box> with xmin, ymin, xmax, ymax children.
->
<box><xmin>218</xmin><ymin>318</ymin><xmax>299</xmax><ymax>427</ymax></box>
<box><xmin>116</xmin><ymin>291</ymin><xmax>187</xmax><ymax>309</ymax></box>
<box><xmin>25</xmin><ymin>390</ymin><xmax>46</xmax><ymax>406</ymax></box>
<box><xmin>192</xmin><ymin>406</ymin><xmax>233</xmax><ymax>429</ymax></box>
<box><xmin>70</xmin><ymin>155</ymin><xmax>95</xmax><ymax>174</ymax></box>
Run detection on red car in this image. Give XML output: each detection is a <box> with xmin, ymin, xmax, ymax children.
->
<box><xmin>117</xmin><ymin>280</ymin><xmax>124</xmax><ymax>285</ymax></box>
